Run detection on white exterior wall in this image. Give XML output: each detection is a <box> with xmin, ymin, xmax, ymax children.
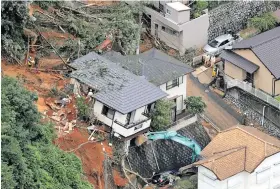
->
<box><xmin>198</xmin><ymin>152</ymin><xmax>280</xmax><ymax>189</ymax></box>
<box><xmin>180</xmin><ymin>13</ymin><xmax>209</xmax><ymax>55</ymax></box>
<box><xmin>248</xmin><ymin>152</ymin><xmax>280</xmax><ymax>189</ymax></box>
<box><xmin>146</xmin><ymin>7</ymin><xmax>209</xmax><ymax>55</ymax></box>
<box><xmin>165</xmin><ymin>4</ymin><xmax>190</xmax><ymax>24</ymax></box>
<box><xmin>159</xmin><ymin>75</ymin><xmax>187</xmax><ymax>112</ymax></box>
<box><xmin>93</xmin><ymin>100</ymin><xmax>151</xmax><ymax>138</ymax></box>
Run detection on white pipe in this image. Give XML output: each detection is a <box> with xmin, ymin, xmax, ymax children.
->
<box><xmin>261</xmin><ymin>106</ymin><xmax>266</xmax><ymax>126</ymax></box>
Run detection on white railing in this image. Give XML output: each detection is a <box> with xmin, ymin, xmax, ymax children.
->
<box><xmin>226</xmin><ymin>77</ymin><xmax>280</xmax><ymax>109</ymax></box>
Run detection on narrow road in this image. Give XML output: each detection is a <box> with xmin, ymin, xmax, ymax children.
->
<box><xmin>187</xmin><ymin>74</ymin><xmax>242</xmax><ymax>130</ymax></box>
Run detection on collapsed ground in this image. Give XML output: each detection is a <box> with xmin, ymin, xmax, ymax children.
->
<box><xmin>1</xmin><ymin>1</ymin><xmax>222</xmax><ymax>188</ymax></box>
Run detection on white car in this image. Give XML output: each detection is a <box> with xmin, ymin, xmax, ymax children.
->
<box><xmin>203</xmin><ymin>33</ymin><xmax>242</xmax><ymax>56</ymax></box>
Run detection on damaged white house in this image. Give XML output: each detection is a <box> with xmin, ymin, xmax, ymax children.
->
<box><xmin>69</xmin><ymin>52</ymin><xmax>167</xmax><ymax>140</ymax></box>
<box><xmin>104</xmin><ymin>48</ymin><xmax>193</xmax><ymax>122</ymax></box>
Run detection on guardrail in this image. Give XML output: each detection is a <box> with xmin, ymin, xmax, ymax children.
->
<box><xmin>226</xmin><ymin>78</ymin><xmax>280</xmax><ymax>109</ymax></box>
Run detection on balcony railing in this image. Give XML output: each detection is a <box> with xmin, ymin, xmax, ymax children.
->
<box><xmin>114</xmin><ymin>116</ymin><xmax>151</xmax><ymax>129</ymax></box>
<box><xmin>226</xmin><ymin>77</ymin><xmax>280</xmax><ymax>109</ymax></box>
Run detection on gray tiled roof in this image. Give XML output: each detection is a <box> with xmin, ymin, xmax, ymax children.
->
<box><xmin>70</xmin><ymin>52</ymin><xmax>168</xmax><ymax>114</ymax></box>
<box><xmin>220</xmin><ymin>50</ymin><xmax>259</xmax><ymax>74</ymax></box>
<box><xmin>232</xmin><ymin>27</ymin><xmax>280</xmax><ymax>79</ymax></box>
<box><xmin>103</xmin><ymin>48</ymin><xmax>193</xmax><ymax>86</ymax></box>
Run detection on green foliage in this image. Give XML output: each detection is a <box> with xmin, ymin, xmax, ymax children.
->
<box><xmin>248</xmin><ymin>12</ymin><xmax>277</xmax><ymax>32</ymax></box>
<box><xmin>192</xmin><ymin>0</ymin><xmax>208</xmax><ymax>18</ymax></box>
<box><xmin>76</xmin><ymin>96</ymin><xmax>89</xmax><ymax>119</ymax></box>
<box><xmin>275</xmin><ymin>96</ymin><xmax>280</xmax><ymax>102</ymax></box>
<box><xmin>1</xmin><ymin>1</ymin><xmax>28</xmax><ymax>62</ymax></box>
<box><xmin>33</xmin><ymin>0</ymin><xmax>63</xmax><ymax>10</ymax></box>
<box><xmin>150</xmin><ymin>99</ymin><xmax>174</xmax><ymax>131</ymax></box>
<box><xmin>1</xmin><ymin>77</ymin><xmax>92</xmax><ymax>189</ymax></box>
<box><xmin>184</xmin><ymin>96</ymin><xmax>206</xmax><ymax>114</ymax></box>
<box><xmin>174</xmin><ymin>175</ymin><xmax>198</xmax><ymax>189</ymax></box>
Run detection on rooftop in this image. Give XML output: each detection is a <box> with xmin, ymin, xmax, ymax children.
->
<box><xmin>103</xmin><ymin>48</ymin><xmax>193</xmax><ymax>86</ymax></box>
<box><xmin>195</xmin><ymin>125</ymin><xmax>280</xmax><ymax>180</ymax></box>
<box><xmin>166</xmin><ymin>2</ymin><xmax>190</xmax><ymax>12</ymax></box>
<box><xmin>220</xmin><ymin>50</ymin><xmax>259</xmax><ymax>74</ymax></box>
<box><xmin>232</xmin><ymin>27</ymin><xmax>280</xmax><ymax>79</ymax></box>
<box><xmin>70</xmin><ymin>52</ymin><xmax>167</xmax><ymax>114</ymax></box>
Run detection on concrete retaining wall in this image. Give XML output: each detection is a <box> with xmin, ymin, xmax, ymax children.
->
<box><xmin>126</xmin><ymin>122</ymin><xmax>210</xmax><ymax>177</ymax></box>
<box><xmin>208</xmin><ymin>1</ymin><xmax>280</xmax><ymax>40</ymax></box>
<box><xmin>225</xmin><ymin>88</ymin><xmax>280</xmax><ymax>138</ymax></box>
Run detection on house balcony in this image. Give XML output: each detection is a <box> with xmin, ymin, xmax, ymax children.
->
<box><xmin>113</xmin><ymin>116</ymin><xmax>151</xmax><ymax>138</ymax></box>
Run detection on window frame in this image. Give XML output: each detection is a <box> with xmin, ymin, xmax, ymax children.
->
<box><xmin>166</xmin><ymin>78</ymin><xmax>180</xmax><ymax>90</ymax></box>
<box><xmin>125</xmin><ymin>112</ymin><xmax>132</xmax><ymax>124</ymax></box>
<box><xmin>101</xmin><ymin>105</ymin><xmax>115</xmax><ymax>119</ymax></box>
<box><xmin>166</xmin><ymin>9</ymin><xmax>171</xmax><ymax>15</ymax></box>
<box><xmin>162</xmin><ymin>26</ymin><xmax>166</xmax><ymax>31</ymax></box>
<box><xmin>178</xmin><ymin>76</ymin><xmax>183</xmax><ymax>84</ymax></box>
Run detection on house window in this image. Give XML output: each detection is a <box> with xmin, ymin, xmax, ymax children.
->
<box><xmin>166</xmin><ymin>9</ymin><xmax>171</xmax><ymax>14</ymax></box>
<box><xmin>126</xmin><ymin>112</ymin><xmax>132</xmax><ymax>125</ymax></box>
<box><xmin>102</xmin><ymin>105</ymin><xmax>115</xmax><ymax>119</ymax></box>
<box><xmin>162</xmin><ymin>26</ymin><xmax>179</xmax><ymax>36</ymax></box>
<box><xmin>159</xmin><ymin>3</ymin><xmax>164</xmax><ymax>12</ymax></box>
<box><xmin>245</xmin><ymin>72</ymin><xmax>254</xmax><ymax>84</ymax></box>
<box><xmin>145</xmin><ymin>103</ymin><xmax>153</xmax><ymax>114</ymax></box>
<box><xmin>166</xmin><ymin>78</ymin><xmax>180</xmax><ymax>90</ymax></box>
<box><xmin>179</xmin><ymin>76</ymin><xmax>183</xmax><ymax>84</ymax></box>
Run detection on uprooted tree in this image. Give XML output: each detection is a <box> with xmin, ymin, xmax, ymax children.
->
<box><xmin>2</xmin><ymin>1</ymin><xmax>146</xmax><ymax>64</ymax></box>
<box><xmin>1</xmin><ymin>77</ymin><xmax>92</xmax><ymax>189</ymax></box>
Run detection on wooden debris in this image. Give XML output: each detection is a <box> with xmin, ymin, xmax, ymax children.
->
<box><xmin>46</xmin><ymin>101</ymin><xmax>61</xmax><ymax>111</ymax></box>
<box><xmin>51</xmin><ymin>115</ymin><xmax>61</xmax><ymax>122</ymax></box>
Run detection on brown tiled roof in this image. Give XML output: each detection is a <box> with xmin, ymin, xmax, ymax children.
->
<box><xmin>195</xmin><ymin>125</ymin><xmax>280</xmax><ymax>180</ymax></box>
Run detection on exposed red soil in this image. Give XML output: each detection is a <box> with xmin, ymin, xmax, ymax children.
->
<box><xmin>113</xmin><ymin>170</ymin><xmax>128</xmax><ymax>187</ymax></box>
<box><xmin>29</xmin><ymin>4</ymin><xmax>44</xmax><ymax>17</ymax></box>
<box><xmin>55</xmin><ymin>128</ymin><xmax>113</xmax><ymax>189</ymax></box>
<box><xmin>84</xmin><ymin>0</ymin><xmax>120</xmax><ymax>6</ymax></box>
<box><xmin>1</xmin><ymin>60</ymin><xmax>68</xmax><ymax>113</ymax></box>
<box><xmin>140</xmin><ymin>33</ymin><xmax>153</xmax><ymax>53</ymax></box>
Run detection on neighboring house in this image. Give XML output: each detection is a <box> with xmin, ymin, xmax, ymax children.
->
<box><xmin>221</xmin><ymin>27</ymin><xmax>280</xmax><ymax>96</ymax></box>
<box><xmin>195</xmin><ymin>126</ymin><xmax>280</xmax><ymax>189</ymax></box>
<box><xmin>70</xmin><ymin>52</ymin><xmax>167</xmax><ymax>140</ymax></box>
<box><xmin>103</xmin><ymin>48</ymin><xmax>193</xmax><ymax>122</ymax></box>
<box><xmin>145</xmin><ymin>1</ymin><xmax>209</xmax><ymax>55</ymax></box>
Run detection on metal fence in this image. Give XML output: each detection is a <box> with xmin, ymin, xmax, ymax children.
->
<box><xmin>226</xmin><ymin>78</ymin><xmax>280</xmax><ymax>109</ymax></box>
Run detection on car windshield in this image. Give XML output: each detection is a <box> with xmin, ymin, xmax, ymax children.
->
<box><xmin>209</xmin><ymin>40</ymin><xmax>219</xmax><ymax>48</ymax></box>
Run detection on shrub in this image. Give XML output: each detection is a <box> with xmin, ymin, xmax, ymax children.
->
<box><xmin>248</xmin><ymin>12</ymin><xmax>277</xmax><ymax>32</ymax></box>
<box><xmin>184</xmin><ymin>96</ymin><xmax>206</xmax><ymax>114</ymax></box>
<box><xmin>150</xmin><ymin>99</ymin><xmax>174</xmax><ymax>131</ymax></box>
<box><xmin>76</xmin><ymin>96</ymin><xmax>89</xmax><ymax>120</ymax></box>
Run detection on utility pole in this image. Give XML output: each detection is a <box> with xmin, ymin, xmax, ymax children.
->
<box><xmin>136</xmin><ymin>3</ymin><xmax>143</xmax><ymax>55</ymax></box>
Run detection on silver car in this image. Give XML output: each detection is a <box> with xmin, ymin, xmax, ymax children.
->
<box><xmin>203</xmin><ymin>34</ymin><xmax>241</xmax><ymax>56</ymax></box>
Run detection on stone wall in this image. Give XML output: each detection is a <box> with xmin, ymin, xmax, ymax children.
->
<box><xmin>225</xmin><ymin>88</ymin><xmax>280</xmax><ymax>139</ymax></box>
<box><xmin>208</xmin><ymin>1</ymin><xmax>280</xmax><ymax>40</ymax></box>
<box><xmin>126</xmin><ymin>123</ymin><xmax>210</xmax><ymax>178</ymax></box>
